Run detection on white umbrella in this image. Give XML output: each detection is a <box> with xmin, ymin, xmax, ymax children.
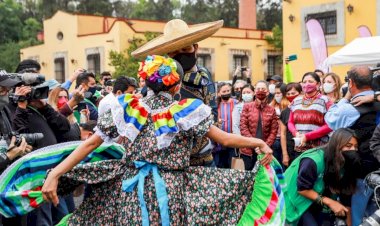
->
<box><xmin>323</xmin><ymin>36</ymin><xmax>380</xmax><ymax>66</ymax></box>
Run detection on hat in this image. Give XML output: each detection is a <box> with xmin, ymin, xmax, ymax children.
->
<box><xmin>266</xmin><ymin>75</ymin><xmax>283</xmax><ymax>83</ymax></box>
<box><xmin>131</xmin><ymin>19</ymin><xmax>223</xmax><ymax>58</ymax></box>
<box><xmin>0</xmin><ymin>70</ymin><xmax>22</xmax><ymax>87</ymax></box>
<box><xmin>15</xmin><ymin>59</ymin><xmax>41</xmax><ymax>73</ymax></box>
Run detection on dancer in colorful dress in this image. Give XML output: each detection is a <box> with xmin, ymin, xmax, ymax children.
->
<box><xmin>36</xmin><ymin>55</ymin><xmax>275</xmax><ymax>225</ymax></box>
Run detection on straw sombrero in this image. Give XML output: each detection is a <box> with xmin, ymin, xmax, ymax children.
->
<box><xmin>131</xmin><ymin>19</ymin><xmax>224</xmax><ymax>58</ymax></box>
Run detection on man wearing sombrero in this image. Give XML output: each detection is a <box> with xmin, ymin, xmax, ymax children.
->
<box><xmin>132</xmin><ymin>19</ymin><xmax>223</xmax><ymax>167</ymax></box>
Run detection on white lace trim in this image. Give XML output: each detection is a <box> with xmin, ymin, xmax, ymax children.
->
<box><xmin>110</xmin><ymin>100</ymin><xmax>141</xmax><ymax>143</ymax></box>
<box><xmin>94</xmin><ymin>127</ymin><xmax>113</xmax><ymax>143</ymax></box>
<box><xmin>155</xmin><ymin>104</ymin><xmax>212</xmax><ymax>149</ymax></box>
<box><xmin>176</xmin><ymin>103</ymin><xmax>211</xmax><ymax>131</ymax></box>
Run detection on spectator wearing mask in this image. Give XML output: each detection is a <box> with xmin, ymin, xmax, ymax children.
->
<box><xmin>322</xmin><ymin>72</ymin><xmax>342</xmax><ymax>103</ymax></box>
<box><xmin>269</xmin><ymin>83</ymin><xmax>288</xmax><ymax>167</ymax></box>
<box><xmin>284</xmin><ymin>128</ymin><xmax>360</xmax><ymax>226</ymax></box>
<box><xmin>279</xmin><ymin>83</ymin><xmax>302</xmax><ymax>166</ymax></box>
<box><xmin>288</xmin><ymin>72</ymin><xmax>333</xmax><ymax>153</ymax></box>
<box><xmin>98</xmin><ymin>76</ymin><xmax>137</xmax><ymax>116</ymax></box>
<box><xmin>325</xmin><ymin>66</ymin><xmax>380</xmax><ymax>225</ymax></box>
<box><xmin>10</xmin><ymin>74</ymin><xmax>72</xmax><ymax>226</ymax></box>
<box><xmin>75</xmin><ymin>71</ymin><xmax>98</xmax><ymax>121</ymax></box>
<box><xmin>240</xmin><ymin>80</ymin><xmax>278</xmax><ymax>170</ymax></box>
<box><xmin>48</xmin><ymin>86</ymin><xmax>87</xmax><ymax>142</ymax></box>
<box><xmin>232</xmin><ymin>84</ymin><xmax>254</xmax><ymax>135</ymax></box>
<box><xmin>232</xmin><ymin>66</ymin><xmax>251</xmax><ymax>100</ymax></box>
<box><xmin>266</xmin><ymin>75</ymin><xmax>283</xmax><ymax>103</ymax></box>
<box><xmin>0</xmin><ymin>70</ymin><xmax>33</xmax><ymax>172</ymax></box>
<box><xmin>215</xmin><ymin>82</ymin><xmax>237</xmax><ymax>168</ymax></box>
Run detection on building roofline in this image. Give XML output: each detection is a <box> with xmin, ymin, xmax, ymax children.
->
<box><xmin>52</xmin><ymin>10</ymin><xmax>271</xmax><ymax>39</ymax></box>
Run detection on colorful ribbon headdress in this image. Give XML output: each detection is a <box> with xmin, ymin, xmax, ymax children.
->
<box><xmin>138</xmin><ymin>55</ymin><xmax>180</xmax><ymax>87</ymax></box>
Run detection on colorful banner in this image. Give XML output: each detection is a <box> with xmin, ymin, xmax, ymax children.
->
<box><xmin>306</xmin><ymin>19</ymin><xmax>329</xmax><ymax>73</ymax></box>
<box><xmin>357</xmin><ymin>25</ymin><xmax>372</xmax><ymax>37</ymax></box>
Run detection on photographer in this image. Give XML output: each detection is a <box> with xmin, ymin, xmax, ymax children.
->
<box><xmin>0</xmin><ymin>137</ymin><xmax>32</xmax><ymax>173</ymax></box>
<box><xmin>0</xmin><ymin>71</ymin><xmax>33</xmax><ymax>226</ymax></box>
<box><xmin>8</xmin><ymin>63</ymin><xmax>71</xmax><ymax>225</ymax></box>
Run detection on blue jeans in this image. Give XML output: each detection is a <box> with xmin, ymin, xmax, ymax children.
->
<box><xmin>271</xmin><ymin>138</ymin><xmax>282</xmax><ymax>167</ymax></box>
<box><xmin>351</xmin><ymin>179</ymin><xmax>378</xmax><ymax>226</ymax></box>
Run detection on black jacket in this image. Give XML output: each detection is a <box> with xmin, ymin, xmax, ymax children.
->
<box><xmin>11</xmin><ymin>104</ymin><xmax>70</xmax><ymax>149</ymax></box>
<box><xmin>351</xmin><ymin>102</ymin><xmax>380</xmax><ymax>178</ymax></box>
<box><xmin>0</xmin><ymin>106</ymin><xmax>13</xmax><ymax>173</ymax></box>
<box><xmin>370</xmin><ymin>124</ymin><xmax>380</xmax><ymax>163</ymax></box>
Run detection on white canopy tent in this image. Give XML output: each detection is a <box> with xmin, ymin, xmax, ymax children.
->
<box><xmin>323</xmin><ymin>36</ymin><xmax>380</xmax><ymax>67</ymax></box>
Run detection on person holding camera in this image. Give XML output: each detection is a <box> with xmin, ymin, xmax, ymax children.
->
<box><xmin>232</xmin><ymin>66</ymin><xmax>251</xmax><ymax>101</ymax></box>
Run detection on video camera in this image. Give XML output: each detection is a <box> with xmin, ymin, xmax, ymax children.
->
<box><xmin>7</xmin><ymin>73</ymin><xmax>49</xmax><ymax>102</ymax></box>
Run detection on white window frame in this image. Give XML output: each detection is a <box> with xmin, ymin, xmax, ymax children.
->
<box><xmin>85</xmin><ymin>47</ymin><xmax>104</xmax><ymax>74</ymax></box>
<box><xmin>53</xmin><ymin>51</ymin><xmax>68</xmax><ymax>81</ymax></box>
<box><xmin>301</xmin><ymin>1</ymin><xmax>345</xmax><ymax>48</ymax></box>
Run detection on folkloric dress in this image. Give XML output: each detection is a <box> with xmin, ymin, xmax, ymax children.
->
<box><xmin>0</xmin><ymin>90</ymin><xmax>285</xmax><ymax>225</ymax></box>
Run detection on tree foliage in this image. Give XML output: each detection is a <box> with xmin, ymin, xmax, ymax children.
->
<box><xmin>109</xmin><ymin>32</ymin><xmax>159</xmax><ymax>79</ymax></box>
<box><xmin>265</xmin><ymin>24</ymin><xmax>283</xmax><ymax>51</ymax></box>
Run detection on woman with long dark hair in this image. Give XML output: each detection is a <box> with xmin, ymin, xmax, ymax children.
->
<box><xmin>284</xmin><ymin>128</ymin><xmax>361</xmax><ymax>226</ymax></box>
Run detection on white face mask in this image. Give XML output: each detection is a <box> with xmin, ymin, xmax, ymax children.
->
<box><xmin>323</xmin><ymin>83</ymin><xmax>335</xmax><ymax>94</ymax></box>
<box><xmin>275</xmin><ymin>96</ymin><xmax>282</xmax><ymax>104</ymax></box>
<box><xmin>242</xmin><ymin>94</ymin><xmax>253</xmax><ymax>102</ymax></box>
<box><xmin>268</xmin><ymin>84</ymin><xmax>276</xmax><ymax>94</ymax></box>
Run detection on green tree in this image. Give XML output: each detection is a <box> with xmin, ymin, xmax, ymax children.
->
<box><xmin>0</xmin><ymin>0</ymin><xmax>23</xmax><ymax>43</ymax></box>
<box><xmin>256</xmin><ymin>0</ymin><xmax>282</xmax><ymax>30</ymax></box>
<box><xmin>127</xmin><ymin>0</ymin><xmax>179</xmax><ymax>21</ymax></box>
<box><xmin>76</xmin><ymin>0</ymin><xmax>113</xmax><ymax>16</ymax></box>
<box><xmin>180</xmin><ymin>0</ymin><xmax>238</xmax><ymax>27</ymax></box>
<box><xmin>0</xmin><ymin>42</ymin><xmax>26</xmax><ymax>72</ymax></box>
<box><xmin>109</xmin><ymin>32</ymin><xmax>159</xmax><ymax>78</ymax></box>
<box><xmin>265</xmin><ymin>24</ymin><xmax>282</xmax><ymax>51</ymax></box>
<box><xmin>22</xmin><ymin>17</ymin><xmax>43</xmax><ymax>44</ymax></box>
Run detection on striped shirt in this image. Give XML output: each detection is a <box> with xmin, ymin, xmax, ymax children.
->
<box><xmin>218</xmin><ymin>99</ymin><xmax>237</xmax><ymax>133</ymax></box>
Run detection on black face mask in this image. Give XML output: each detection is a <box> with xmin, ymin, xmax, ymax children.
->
<box><xmin>339</xmin><ymin>150</ymin><xmax>361</xmax><ymax>194</ymax></box>
<box><xmin>342</xmin><ymin>150</ymin><xmax>361</xmax><ymax>167</ymax></box>
<box><xmin>173</xmin><ymin>51</ymin><xmax>197</xmax><ymax>72</ymax></box>
<box><xmin>85</xmin><ymin>86</ymin><xmax>97</xmax><ymax>99</ymax></box>
<box><xmin>235</xmin><ymin>91</ymin><xmax>241</xmax><ymax>99</ymax></box>
<box><xmin>221</xmin><ymin>93</ymin><xmax>231</xmax><ymax>101</ymax></box>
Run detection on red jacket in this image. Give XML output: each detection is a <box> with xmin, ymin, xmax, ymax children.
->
<box><xmin>239</xmin><ymin>100</ymin><xmax>278</xmax><ymax>156</ymax></box>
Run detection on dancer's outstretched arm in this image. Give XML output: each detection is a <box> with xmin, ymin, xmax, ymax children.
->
<box><xmin>42</xmin><ymin>134</ymin><xmax>103</xmax><ymax>206</ymax></box>
<box><xmin>206</xmin><ymin>125</ymin><xmax>273</xmax><ymax>165</ymax></box>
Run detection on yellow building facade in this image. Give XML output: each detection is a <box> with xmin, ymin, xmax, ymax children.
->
<box><xmin>283</xmin><ymin>0</ymin><xmax>380</xmax><ymax>81</ymax></box>
<box><xmin>21</xmin><ymin>11</ymin><xmax>279</xmax><ymax>84</ymax></box>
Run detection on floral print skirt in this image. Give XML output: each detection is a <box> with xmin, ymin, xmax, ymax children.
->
<box><xmin>58</xmin><ymin>160</ymin><xmax>255</xmax><ymax>225</ymax></box>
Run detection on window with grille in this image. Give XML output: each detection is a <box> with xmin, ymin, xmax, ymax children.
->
<box><xmin>87</xmin><ymin>53</ymin><xmax>101</xmax><ymax>75</ymax></box>
<box><xmin>268</xmin><ymin>56</ymin><xmax>276</xmax><ymax>76</ymax></box>
<box><xmin>233</xmin><ymin>55</ymin><xmax>249</xmax><ymax>69</ymax></box>
<box><xmin>54</xmin><ymin>58</ymin><xmax>65</xmax><ymax>83</ymax></box>
<box><xmin>306</xmin><ymin>11</ymin><xmax>337</xmax><ymax>35</ymax></box>
<box><xmin>197</xmin><ymin>54</ymin><xmax>211</xmax><ymax>69</ymax></box>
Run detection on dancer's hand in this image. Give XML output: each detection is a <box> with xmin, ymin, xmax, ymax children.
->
<box><xmin>256</xmin><ymin>142</ymin><xmax>273</xmax><ymax>165</ymax></box>
<box><xmin>42</xmin><ymin>171</ymin><xmax>60</xmax><ymax>207</ymax></box>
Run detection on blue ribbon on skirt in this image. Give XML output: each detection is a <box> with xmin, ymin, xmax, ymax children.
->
<box><xmin>122</xmin><ymin>161</ymin><xmax>170</xmax><ymax>226</ymax></box>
